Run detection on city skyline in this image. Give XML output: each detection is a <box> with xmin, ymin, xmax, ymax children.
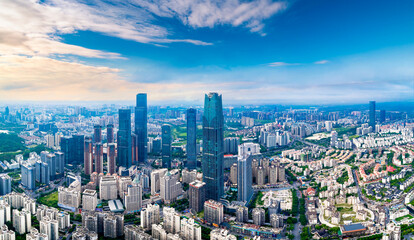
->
<box><xmin>0</xmin><ymin>0</ymin><xmax>413</xmax><ymax>104</ymax></box>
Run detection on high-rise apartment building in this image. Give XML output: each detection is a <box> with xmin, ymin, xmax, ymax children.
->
<box><xmin>21</xmin><ymin>164</ymin><xmax>35</xmax><ymax>190</ymax></box>
<box><xmin>124</xmin><ymin>182</ymin><xmax>142</xmax><ymax>213</ymax></box>
<box><xmin>237</xmin><ymin>155</ymin><xmax>253</xmax><ymax>202</ymax></box>
<box><xmin>204</xmin><ymin>200</ymin><xmax>223</xmax><ymax>225</ymax></box>
<box><xmin>202</xmin><ymin>93</ymin><xmax>224</xmax><ymax>201</ymax></box>
<box><xmin>189</xmin><ymin>181</ymin><xmax>205</xmax><ymax>213</ymax></box>
<box><xmin>160</xmin><ymin>170</ymin><xmax>182</xmax><ymax>203</ymax></box>
<box><xmin>84</xmin><ymin>137</ymin><xmax>93</xmax><ymax>175</ymax></box>
<box><xmin>94</xmin><ymin>143</ymin><xmax>103</xmax><ymax>174</ymax></box>
<box><xmin>161</xmin><ymin>124</ymin><xmax>172</xmax><ymax>169</ymax></box>
<box><xmin>135</xmin><ymin>93</ymin><xmax>147</xmax><ymax>163</ymax></box>
<box><xmin>118</xmin><ymin>109</ymin><xmax>132</xmax><ymax>168</ymax></box>
<box><xmin>93</xmin><ymin>125</ymin><xmax>102</xmax><ymax>143</ymax></box>
<box><xmin>0</xmin><ymin>175</ymin><xmax>11</xmax><ymax>196</ymax></box>
<box><xmin>99</xmin><ymin>175</ymin><xmax>117</xmax><ymax>200</ymax></box>
<box><xmin>107</xmin><ymin>124</ymin><xmax>114</xmax><ymax>143</ymax></box>
<box><xmin>82</xmin><ymin>189</ymin><xmax>98</xmax><ymax>211</ymax></box>
<box><xmin>107</xmin><ymin>143</ymin><xmax>116</xmax><ymax>175</ymax></box>
<box><xmin>369</xmin><ymin>101</ymin><xmax>376</xmax><ymax>129</ymax></box>
<box><xmin>140</xmin><ymin>204</ymin><xmax>160</xmax><ymax>230</ymax></box>
<box><xmin>163</xmin><ymin>207</ymin><xmax>181</xmax><ymax>234</ymax></box>
<box><xmin>186</xmin><ymin>108</ymin><xmax>197</xmax><ymax>170</ymax></box>
<box><xmin>252</xmin><ymin>208</ymin><xmax>265</xmax><ymax>226</ymax></box>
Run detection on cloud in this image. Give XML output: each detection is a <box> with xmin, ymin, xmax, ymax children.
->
<box><xmin>268</xmin><ymin>62</ymin><xmax>299</xmax><ymax>67</ymax></box>
<box><xmin>314</xmin><ymin>60</ymin><xmax>329</xmax><ymax>64</ymax></box>
<box><xmin>133</xmin><ymin>0</ymin><xmax>287</xmax><ymax>34</ymax></box>
<box><xmin>0</xmin><ymin>0</ymin><xmax>214</xmax><ymax>59</ymax></box>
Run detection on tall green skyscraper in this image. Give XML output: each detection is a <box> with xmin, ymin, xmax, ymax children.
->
<box><xmin>135</xmin><ymin>93</ymin><xmax>147</xmax><ymax>163</ymax></box>
<box><xmin>202</xmin><ymin>93</ymin><xmax>224</xmax><ymax>201</ymax></box>
<box><xmin>161</xmin><ymin>124</ymin><xmax>172</xmax><ymax>168</ymax></box>
<box><xmin>186</xmin><ymin>108</ymin><xmax>197</xmax><ymax>170</ymax></box>
<box><xmin>118</xmin><ymin>109</ymin><xmax>132</xmax><ymax>168</ymax></box>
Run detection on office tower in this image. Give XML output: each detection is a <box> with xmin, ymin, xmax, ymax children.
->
<box><xmin>46</xmin><ymin>134</ymin><xmax>54</xmax><ymax>148</ymax></box>
<box><xmin>252</xmin><ymin>208</ymin><xmax>265</xmax><ymax>226</ymax></box>
<box><xmin>61</xmin><ymin>135</ymin><xmax>84</xmax><ymax>165</ymax></box>
<box><xmin>140</xmin><ymin>204</ymin><xmax>160</xmax><ymax>230</ymax></box>
<box><xmin>94</xmin><ymin>143</ymin><xmax>103</xmax><ymax>174</ymax></box>
<box><xmin>230</xmin><ymin>163</ymin><xmax>237</xmax><ymax>185</ymax></box>
<box><xmin>237</xmin><ymin>155</ymin><xmax>253</xmax><ymax>202</ymax></box>
<box><xmin>150</xmin><ymin>169</ymin><xmax>168</xmax><ymax>195</ymax></box>
<box><xmin>202</xmin><ymin>93</ymin><xmax>224</xmax><ymax>201</ymax></box>
<box><xmin>82</xmin><ymin>189</ymin><xmax>98</xmax><ymax>211</ymax></box>
<box><xmin>84</xmin><ymin>138</ymin><xmax>93</xmax><ymax>175</ymax></box>
<box><xmin>100</xmin><ymin>175</ymin><xmax>118</xmax><ymax>200</ymax></box>
<box><xmin>118</xmin><ymin>109</ymin><xmax>132</xmax><ymax>168</ymax></box>
<box><xmin>93</xmin><ymin>125</ymin><xmax>102</xmax><ymax>143</ymax></box>
<box><xmin>163</xmin><ymin>207</ymin><xmax>181</xmax><ymax>234</ymax></box>
<box><xmin>186</xmin><ymin>108</ymin><xmax>197</xmax><ymax>170</ymax></box>
<box><xmin>55</xmin><ymin>151</ymin><xmax>64</xmax><ymax>174</ymax></box>
<box><xmin>107</xmin><ymin>143</ymin><xmax>116</xmax><ymax>175</ymax></box>
<box><xmin>124</xmin><ymin>182</ymin><xmax>142</xmax><ymax>213</ymax></box>
<box><xmin>236</xmin><ymin>206</ymin><xmax>248</xmax><ymax>223</ymax></box>
<box><xmin>21</xmin><ymin>164</ymin><xmax>35</xmax><ymax>190</ymax></box>
<box><xmin>369</xmin><ymin>101</ymin><xmax>376</xmax><ymax>129</ymax></box>
<box><xmin>118</xmin><ymin>176</ymin><xmax>133</xmax><ymax>199</ymax></box>
<box><xmin>204</xmin><ymin>200</ymin><xmax>223</xmax><ymax>225</ymax></box>
<box><xmin>152</xmin><ymin>138</ymin><xmax>162</xmax><ymax>154</ymax></box>
<box><xmin>180</xmin><ymin>218</ymin><xmax>202</xmax><ymax>240</ymax></box>
<box><xmin>40</xmin><ymin>216</ymin><xmax>59</xmax><ymax>240</ymax></box>
<box><xmin>135</xmin><ymin>93</ymin><xmax>147</xmax><ymax>163</ymax></box>
<box><xmin>0</xmin><ymin>174</ymin><xmax>11</xmax><ymax>195</ymax></box>
<box><xmin>107</xmin><ymin>124</ymin><xmax>114</xmax><ymax>143</ymax></box>
<box><xmin>73</xmin><ymin>135</ymin><xmax>85</xmax><ymax>164</ymax></box>
<box><xmin>160</xmin><ymin>171</ymin><xmax>182</xmax><ymax>203</ymax></box>
<box><xmin>161</xmin><ymin>124</ymin><xmax>172</xmax><ymax>168</ymax></box>
<box><xmin>189</xmin><ymin>181</ymin><xmax>206</xmax><ymax>213</ymax></box>
<box><xmin>380</xmin><ymin>110</ymin><xmax>386</xmax><ymax>123</ymax></box>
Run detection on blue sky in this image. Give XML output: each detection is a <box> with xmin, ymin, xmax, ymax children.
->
<box><xmin>0</xmin><ymin>0</ymin><xmax>413</xmax><ymax>104</ymax></box>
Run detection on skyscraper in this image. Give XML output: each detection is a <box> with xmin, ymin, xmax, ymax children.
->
<box><xmin>161</xmin><ymin>124</ymin><xmax>172</xmax><ymax>169</ymax></box>
<box><xmin>107</xmin><ymin>124</ymin><xmax>114</xmax><ymax>143</ymax></box>
<box><xmin>84</xmin><ymin>137</ymin><xmax>93</xmax><ymax>175</ymax></box>
<box><xmin>189</xmin><ymin>180</ymin><xmax>206</xmax><ymax>213</ymax></box>
<box><xmin>186</xmin><ymin>108</ymin><xmax>197</xmax><ymax>170</ymax></box>
<box><xmin>118</xmin><ymin>109</ymin><xmax>132</xmax><ymax>168</ymax></box>
<box><xmin>369</xmin><ymin>101</ymin><xmax>376</xmax><ymax>129</ymax></box>
<box><xmin>135</xmin><ymin>93</ymin><xmax>147</xmax><ymax>163</ymax></box>
<box><xmin>202</xmin><ymin>93</ymin><xmax>224</xmax><ymax>201</ymax></box>
<box><xmin>237</xmin><ymin>155</ymin><xmax>253</xmax><ymax>202</ymax></box>
<box><xmin>93</xmin><ymin>125</ymin><xmax>102</xmax><ymax>143</ymax></box>
<box><xmin>61</xmin><ymin>135</ymin><xmax>84</xmax><ymax>165</ymax></box>
<box><xmin>107</xmin><ymin>143</ymin><xmax>116</xmax><ymax>175</ymax></box>
<box><xmin>380</xmin><ymin>110</ymin><xmax>386</xmax><ymax>123</ymax></box>
<box><xmin>94</xmin><ymin>143</ymin><xmax>103</xmax><ymax>174</ymax></box>
<box><xmin>21</xmin><ymin>164</ymin><xmax>35</xmax><ymax>190</ymax></box>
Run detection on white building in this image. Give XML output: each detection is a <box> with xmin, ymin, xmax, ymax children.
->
<box><xmin>100</xmin><ymin>175</ymin><xmax>118</xmax><ymax>200</ymax></box>
<box><xmin>82</xmin><ymin>189</ymin><xmax>98</xmax><ymax>211</ymax></box>
<box><xmin>141</xmin><ymin>204</ymin><xmax>160</xmax><ymax>230</ymax></box>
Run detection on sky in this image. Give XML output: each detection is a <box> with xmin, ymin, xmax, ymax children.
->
<box><xmin>0</xmin><ymin>0</ymin><xmax>413</xmax><ymax>105</ymax></box>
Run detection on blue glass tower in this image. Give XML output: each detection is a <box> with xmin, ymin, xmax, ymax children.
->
<box><xmin>161</xmin><ymin>124</ymin><xmax>172</xmax><ymax>168</ymax></box>
<box><xmin>118</xmin><ymin>109</ymin><xmax>132</xmax><ymax>168</ymax></box>
<box><xmin>135</xmin><ymin>93</ymin><xmax>147</xmax><ymax>163</ymax></box>
<box><xmin>369</xmin><ymin>101</ymin><xmax>376</xmax><ymax>129</ymax></box>
<box><xmin>202</xmin><ymin>93</ymin><xmax>224</xmax><ymax>201</ymax></box>
<box><xmin>186</xmin><ymin>108</ymin><xmax>197</xmax><ymax>169</ymax></box>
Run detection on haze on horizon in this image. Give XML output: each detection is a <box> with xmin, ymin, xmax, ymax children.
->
<box><xmin>0</xmin><ymin>0</ymin><xmax>413</xmax><ymax>104</ymax></box>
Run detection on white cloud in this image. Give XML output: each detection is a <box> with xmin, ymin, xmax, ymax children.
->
<box><xmin>314</xmin><ymin>60</ymin><xmax>329</xmax><ymax>64</ymax></box>
<box><xmin>268</xmin><ymin>62</ymin><xmax>299</xmax><ymax>67</ymax></box>
<box><xmin>133</xmin><ymin>0</ymin><xmax>287</xmax><ymax>34</ymax></box>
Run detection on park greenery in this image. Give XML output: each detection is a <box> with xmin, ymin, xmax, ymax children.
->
<box><xmin>0</xmin><ymin>133</ymin><xmax>25</xmax><ymax>153</ymax></box>
<box><xmin>37</xmin><ymin>190</ymin><xmax>59</xmax><ymax>208</ymax></box>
